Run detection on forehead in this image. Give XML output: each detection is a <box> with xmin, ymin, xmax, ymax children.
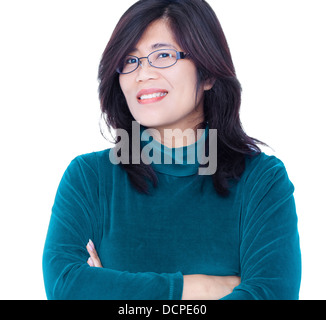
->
<box><xmin>131</xmin><ymin>19</ymin><xmax>181</xmax><ymax>53</ymax></box>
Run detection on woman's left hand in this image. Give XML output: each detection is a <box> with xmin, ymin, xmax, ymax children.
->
<box><xmin>86</xmin><ymin>239</ymin><xmax>103</xmax><ymax>268</ymax></box>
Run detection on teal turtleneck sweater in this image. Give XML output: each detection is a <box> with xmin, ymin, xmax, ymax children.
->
<box><xmin>43</xmin><ymin>126</ymin><xmax>301</xmax><ymax>300</ymax></box>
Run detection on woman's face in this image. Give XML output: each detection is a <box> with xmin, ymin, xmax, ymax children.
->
<box><xmin>119</xmin><ymin>19</ymin><xmax>212</xmax><ymax>132</ymax></box>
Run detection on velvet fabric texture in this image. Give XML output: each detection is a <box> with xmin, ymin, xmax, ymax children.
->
<box><xmin>43</xmin><ymin>132</ymin><xmax>301</xmax><ymax>299</ymax></box>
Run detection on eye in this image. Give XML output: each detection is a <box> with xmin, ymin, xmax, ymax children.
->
<box><xmin>125</xmin><ymin>57</ymin><xmax>138</xmax><ymax>65</ymax></box>
<box><xmin>157</xmin><ymin>52</ymin><xmax>173</xmax><ymax>59</ymax></box>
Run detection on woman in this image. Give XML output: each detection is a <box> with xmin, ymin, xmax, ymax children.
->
<box><xmin>43</xmin><ymin>0</ymin><xmax>301</xmax><ymax>299</ymax></box>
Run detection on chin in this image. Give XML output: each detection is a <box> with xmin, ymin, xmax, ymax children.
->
<box><xmin>132</xmin><ymin>113</ymin><xmax>174</xmax><ymax>129</ymax></box>
<box><xmin>137</xmin><ymin>119</ymin><xmax>167</xmax><ymax>129</ymax></box>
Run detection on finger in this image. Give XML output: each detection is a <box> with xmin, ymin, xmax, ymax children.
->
<box><xmin>86</xmin><ymin>240</ymin><xmax>103</xmax><ymax>268</ymax></box>
<box><xmin>86</xmin><ymin>243</ymin><xmax>101</xmax><ymax>267</ymax></box>
<box><xmin>87</xmin><ymin>256</ymin><xmax>95</xmax><ymax>267</ymax></box>
<box><xmin>89</xmin><ymin>250</ymin><xmax>103</xmax><ymax>268</ymax></box>
<box><xmin>86</xmin><ymin>240</ymin><xmax>95</xmax><ymax>256</ymax></box>
<box><xmin>88</xmin><ymin>239</ymin><xmax>95</xmax><ymax>251</ymax></box>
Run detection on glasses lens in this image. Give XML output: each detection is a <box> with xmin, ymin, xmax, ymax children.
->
<box><xmin>118</xmin><ymin>56</ymin><xmax>138</xmax><ymax>74</ymax></box>
<box><xmin>149</xmin><ymin>49</ymin><xmax>177</xmax><ymax>68</ymax></box>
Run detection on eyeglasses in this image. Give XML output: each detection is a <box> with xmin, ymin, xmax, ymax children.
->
<box><xmin>116</xmin><ymin>49</ymin><xmax>188</xmax><ymax>74</ymax></box>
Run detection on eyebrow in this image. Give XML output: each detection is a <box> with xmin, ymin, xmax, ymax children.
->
<box><xmin>151</xmin><ymin>43</ymin><xmax>178</xmax><ymax>50</ymax></box>
<box><xmin>130</xmin><ymin>43</ymin><xmax>178</xmax><ymax>53</ymax></box>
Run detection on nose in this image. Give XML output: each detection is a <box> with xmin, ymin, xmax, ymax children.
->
<box><xmin>135</xmin><ymin>58</ymin><xmax>158</xmax><ymax>82</ymax></box>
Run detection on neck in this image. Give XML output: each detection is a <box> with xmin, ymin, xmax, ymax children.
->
<box><xmin>145</xmin><ymin>122</ymin><xmax>206</xmax><ymax>148</ymax></box>
<box><xmin>139</xmin><ymin>123</ymin><xmax>210</xmax><ymax>177</ymax></box>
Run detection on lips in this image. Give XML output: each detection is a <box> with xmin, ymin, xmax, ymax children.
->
<box><xmin>136</xmin><ymin>88</ymin><xmax>168</xmax><ymax>104</ymax></box>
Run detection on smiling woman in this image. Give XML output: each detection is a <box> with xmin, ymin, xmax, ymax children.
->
<box><xmin>43</xmin><ymin>0</ymin><xmax>301</xmax><ymax>300</ymax></box>
<box><xmin>118</xmin><ymin>19</ymin><xmax>210</xmax><ymax>134</ymax></box>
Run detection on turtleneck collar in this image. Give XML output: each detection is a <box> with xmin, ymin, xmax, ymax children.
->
<box><xmin>140</xmin><ymin>124</ymin><xmax>209</xmax><ymax>177</ymax></box>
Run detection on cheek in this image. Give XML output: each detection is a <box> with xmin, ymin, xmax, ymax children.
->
<box><xmin>175</xmin><ymin>72</ymin><xmax>199</xmax><ymax>104</ymax></box>
<box><xmin>119</xmin><ymin>77</ymin><xmax>133</xmax><ymax>103</ymax></box>
<box><xmin>119</xmin><ymin>77</ymin><xmax>126</xmax><ymax>95</ymax></box>
<box><xmin>177</xmin><ymin>63</ymin><xmax>198</xmax><ymax>89</ymax></box>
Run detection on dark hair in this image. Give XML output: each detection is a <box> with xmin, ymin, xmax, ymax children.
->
<box><xmin>98</xmin><ymin>0</ymin><xmax>266</xmax><ymax>196</ymax></box>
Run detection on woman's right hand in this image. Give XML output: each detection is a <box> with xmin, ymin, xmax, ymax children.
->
<box><xmin>181</xmin><ymin>274</ymin><xmax>240</xmax><ymax>300</ymax></box>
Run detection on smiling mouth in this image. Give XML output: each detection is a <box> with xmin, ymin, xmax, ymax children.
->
<box><xmin>138</xmin><ymin>92</ymin><xmax>168</xmax><ymax>100</ymax></box>
<box><xmin>137</xmin><ymin>90</ymin><xmax>168</xmax><ymax>104</ymax></box>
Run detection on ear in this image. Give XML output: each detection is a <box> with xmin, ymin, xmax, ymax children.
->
<box><xmin>203</xmin><ymin>78</ymin><xmax>215</xmax><ymax>91</ymax></box>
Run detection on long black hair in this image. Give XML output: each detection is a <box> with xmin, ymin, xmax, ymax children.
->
<box><xmin>98</xmin><ymin>0</ymin><xmax>266</xmax><ymax>196</ymax></box>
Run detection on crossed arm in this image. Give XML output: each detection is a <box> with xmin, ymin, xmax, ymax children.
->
<box><xmin>86</xmin><ymin>239</ymin><xmax>241</xmax><ymax>300</ymax></box>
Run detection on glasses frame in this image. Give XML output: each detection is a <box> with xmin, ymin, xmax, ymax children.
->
<box><xmin>116</xmin><ymin>49</ymin><xmax>188</xmax><ymax>74</ymax></box>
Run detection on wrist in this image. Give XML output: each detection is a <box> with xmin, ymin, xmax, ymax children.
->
<box><xmin>182</xmin><ymin>274</ymin><xmax>211</xmax><ymax>300</ymax></box>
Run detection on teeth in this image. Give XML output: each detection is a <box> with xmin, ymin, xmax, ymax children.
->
<box><xmin>139</xmin><ymin>92</ymin><xmax>167</xmax><ymax>100</ymax></box>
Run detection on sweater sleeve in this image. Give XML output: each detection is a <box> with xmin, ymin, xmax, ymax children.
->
<box><xmin>42</xmin><ymin>154</ymin><xmax>183</xmax><ymax>300</ymax></box>
<box><xmin>221</xmin><ymin>156</ymin><xmax>301</xmax><ymax>300</ymax></box>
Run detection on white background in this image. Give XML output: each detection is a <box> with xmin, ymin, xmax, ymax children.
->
<box><xmin>0</xmin><ymin>0</ymin><xmax>325</xmax><ymax>299</ymax></box>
